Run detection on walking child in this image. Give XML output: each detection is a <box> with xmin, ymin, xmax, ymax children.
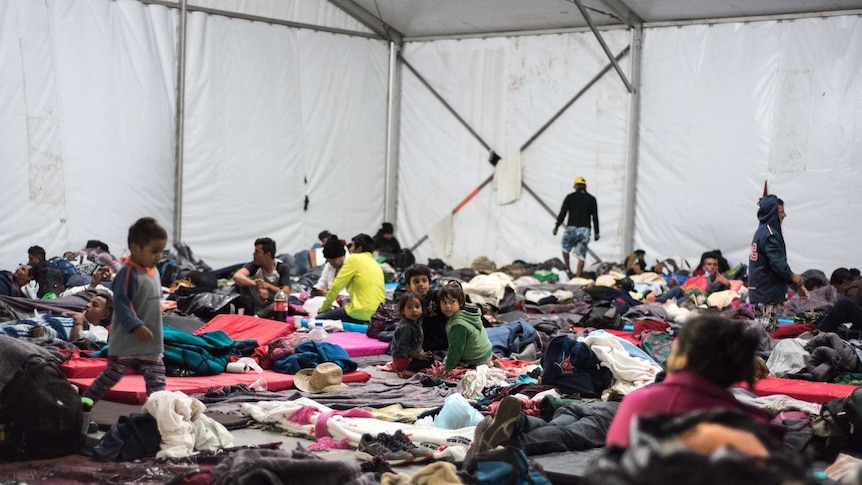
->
<box><xmin>83</xmin><ymin>217</ymin><xmax>168</xmax><ymax>404</ymax></box>
<box><xmin>391</xmin><ymin>291</ymin><xmax>433</xmax><ymax>377</ymax></box>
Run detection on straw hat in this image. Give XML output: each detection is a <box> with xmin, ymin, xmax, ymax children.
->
<box><xmin>294</xmin><ymin>362</ymin><xmax>349</xmax><ymax>393</ymax></box>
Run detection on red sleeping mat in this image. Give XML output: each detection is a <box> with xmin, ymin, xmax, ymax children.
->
<box><xmin>62</xmin><ymin>314</ymin><xmax>381</xmax><ymax>403</ymax></box>
<box><xmin>69</xmin><ymin>369</ymin><xmax>370</xmax><ymax>405</ymax></box>
<box><xmin>751</xmin><ymin>376</ymin><xmax>856</xmax><ymax>404</ymax></box>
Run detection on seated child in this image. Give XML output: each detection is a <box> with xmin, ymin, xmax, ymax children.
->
<box><xmin>404</xmin><ymin>264</ymin><xmax>448</xmax><ymax>352</ymax></box>
<box><xmin>391</xmin><ymin>291</ymin><xmax>434</xmax><ymax>377</ymax></box>
<box><xmin>437</xmin><ymin>281</ymin><xmax>498</xmax><ymax>372</ymax></box>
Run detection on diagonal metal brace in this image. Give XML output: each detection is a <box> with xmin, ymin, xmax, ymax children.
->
<box><xmin>521</xmin><ymin>45</ymin><xmax>630</xmax><ymax>152</ymax></box>
<box><xmin>568</xmin><ymin>0</ymin><xmax>633</xmax><ymax>93</ymax></box>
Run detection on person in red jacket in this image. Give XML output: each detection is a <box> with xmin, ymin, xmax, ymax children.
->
<box><xmin>605</xmin><ymin>315</ymin><xmax>774</xmax><ymax>448</ymax></box>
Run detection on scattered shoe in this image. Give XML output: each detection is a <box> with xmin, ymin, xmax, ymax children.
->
<box><xmin>464</xmin><ymin>396</ymin><xmax>522</xmax><ymax>465</ymax></box>
<box><xmin>377</xmin><ymin>430</ymin><xmax>434</xmax><ymax>463</ymax></box>
<box><xmin>355</xmin><ymin>433</ymin><xmax>413</xmax><ymax>466</ymax></box>
<box><xmin>359</xmin><ymin>455</ymin><xmax>393</xmax><ymax>477</ymax></box>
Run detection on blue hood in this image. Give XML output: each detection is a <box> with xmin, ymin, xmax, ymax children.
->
<box><xmin>757</xmin><ymin>194</ymin><xmax>782</xmax><ymax>233</ymax></box>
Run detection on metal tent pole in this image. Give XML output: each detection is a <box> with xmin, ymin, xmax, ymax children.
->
<box><xmin>172</xmin><ymin>0</ymin><xmax>187</xmax><ymax>242</ymax></box>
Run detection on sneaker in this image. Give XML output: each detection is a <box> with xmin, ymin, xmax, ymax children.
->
<box><xmin>359</xmin><ymin>456</ymin><xmax>393</xmax><ymax>477</ymax></box>
<box><xmin>464</xmin><ymin>396</ymin><xmax>522</xmax><ymax>465</ymax></box>
<box><xmin>377</xmin><ymin>430</ymin><xmax>433</xmax><ymax>463</ymax></box>
<box><xmin>355</xmin><ymin>433</ymin><xmax>413</xmax><ymax>465</ymax></box>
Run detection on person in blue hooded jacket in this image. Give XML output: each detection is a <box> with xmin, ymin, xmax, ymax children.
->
<box><xmin>748</xmin><ymin>195</ymin><xmax>808</xmax><ymax>324</ymax></box>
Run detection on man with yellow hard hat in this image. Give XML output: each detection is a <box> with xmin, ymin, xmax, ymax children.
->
<box><xmin>553</xmin><ymin>176</ymin><xmax>599</xmax><ymax>278</ymax></box>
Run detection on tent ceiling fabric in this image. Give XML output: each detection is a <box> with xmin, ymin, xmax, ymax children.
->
<box><xmin>154</xmin><ymin>0</ymin><xmax>862</xmax><ymax>39</ymax></box>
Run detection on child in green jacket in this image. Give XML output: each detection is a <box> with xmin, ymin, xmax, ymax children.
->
<box><xmin>437</xmin><ymin>281</ymin><xmax>495</xmax><ymax>372</ymax></box>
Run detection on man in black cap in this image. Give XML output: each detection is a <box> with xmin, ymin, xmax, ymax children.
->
<box><xmin>311</xmin><ymin>236</ymin><xmax>348</xmax><ymax>297</ymax></box>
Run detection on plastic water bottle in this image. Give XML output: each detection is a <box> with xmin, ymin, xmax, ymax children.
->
<box><xmin>273</xmin><ymin>289</ymin><xmax>287</xmax><ymax>322</ymax></box>
<box><xmin>81</xmin><ymin>397</ymin><xmax>94</xmax><ymax>435</ymax></box>
<box><xmin>308</xmin><ymin>321</ymin><xmax>328</xmax><ymax>342</ymax></box>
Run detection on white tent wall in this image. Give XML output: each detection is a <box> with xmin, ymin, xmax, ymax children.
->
<box><xmin>636</xmin><ymin>15</ymin><xmax>862</xmax><ymax>274</ymax></box>
<box><xmin>180</xmin><ymin>12</ymin><xmax>390</xmax><ymax>268</ymax></box>
<box><xmin>398</xmin><ymin>30</ymin><xmax>631</xmax><ymax>269</ymax></box>
<box><xmin>0</xmin><ymin>0</ymin><xmax>177</xmax><ymax>269</ymax></box>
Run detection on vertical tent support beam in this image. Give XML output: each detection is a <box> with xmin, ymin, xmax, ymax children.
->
<box><xmin>172</xmin><ymin>0</ymin><xmax>188</xmax><ymax>242</ymax></box>
<box><xmin>620</xmin><ymin>24</ymin><xmax>643</xmax><ymax>260</ymax></box>
<box><xmin>383</xmin><ymin>42</ymin><xmax>403</xmax><ymax>225</ymax></box>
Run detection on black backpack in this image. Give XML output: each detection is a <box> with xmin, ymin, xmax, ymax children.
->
<box><xmin>821</xmin><ymin>386</ymin><xmax>862</xmax><ymax>447</ymax></box>
<box><xmin>0</xmin><ymin>357</ymin><xmax>83</xmax><ymax>461</ymax></box>
<box><xmin>35</xmin><ymin>261</ymin><xmax>67</xmax><ymax>298</ymax></box>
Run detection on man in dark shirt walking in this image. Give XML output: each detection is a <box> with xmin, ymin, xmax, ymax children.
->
<box><xmin>553</xmin><ymin>176</ymin><xmax>599</xmax><ymax>278</ymax></box>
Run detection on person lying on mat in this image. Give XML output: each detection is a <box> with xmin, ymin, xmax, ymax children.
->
<box><xmin>650</xmin><ymin>252</ymin><xmax>734</xmax><ymax>304</ymax></box>
<box><xmin>318</xmin><ymin>233</ymin><xmax>384</xmax><ymax>324</ymax></box>
<box><xmin>232</xmin><ymin>237</ymin><xmax>291</xmax><ymax>318</ymax></box>
<box><xmin>0</xmin><ymin>264</ymin><xmax>37</xmax><ymax>298</ymax></box>
<box><xmin>2</xmin><ymin>290</ymin><xmax>113</xmax><ymax>343</ymax></box>
<box><xmin>65</xmin><ymin>292</ymin><xmax>113</xmax><ymax>342</ymax></box>
<box><xmin>60</xmin><ymin>265</ymin><xmax>114</xmax><ymax>298</ymax></box>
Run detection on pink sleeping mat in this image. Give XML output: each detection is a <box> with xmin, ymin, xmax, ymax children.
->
<box><xmin>327</xmin><ymin>331</ymin><xmax>390</xmax><ymax>356</ymax></box>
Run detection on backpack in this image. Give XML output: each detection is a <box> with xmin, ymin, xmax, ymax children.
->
<box><xmin>394</xmin><ymin>249</ymin><xmax>416</xmax><ymax>271</ymax></box>
<box><xmin>583</xmin><ymin>303</ymin><xmax>623</xmax><ymax>330</ymax></box>
<box><xmin>158</xmin><ymin>260</ymin><xmax>182</xmax><ymax>287</ymax></box>
<box><xmin>540</xmin><ymin>335</ymin><xmax>612</xmax><ymax>397</ymax></box>
<box><xmin>0</xmin><ymin>357</ymin><xmax>83</xmax><ymax>461</ymax></box>
<box><xmin>466</xmin><ymin>446</ymin><xmax>552</xmax><ymax>485</ymax></box>
<box><xmin>820</xmin><ymin>386</ymin><xmax>862</xmax><ymax>447</ymax></box>
<box><xmin>47</xmin><ymin>257</ymin><xmax>79</xmax><ymax>285</ymax></box>
<box><xmin>35</xmin><ymin>261</ymin><xmax>66</xmax><ymax>298</ymax></box>
<box><xmin>367</xmin><ymin>302</ymin><xmax>399</xmax><ymax>340</ymax></box>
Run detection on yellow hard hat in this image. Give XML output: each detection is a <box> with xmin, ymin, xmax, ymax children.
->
<box><xmin>574</xmin><ymin>176</ymin><xmax>587</xmax><ymax>185</ymax></box>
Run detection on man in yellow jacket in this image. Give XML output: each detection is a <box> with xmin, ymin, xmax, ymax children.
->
<box><xmin>318</xmin><ymin>233</ymin><xmax>385</xmax><ymax>323</ymax></box>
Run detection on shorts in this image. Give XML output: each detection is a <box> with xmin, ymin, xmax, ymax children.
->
<box><xmin>562</xmin><ymin>226</ymin><xmax>591</xmax><ymax>260</ymax></box>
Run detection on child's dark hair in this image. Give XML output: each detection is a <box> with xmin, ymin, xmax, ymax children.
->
<box><xmin>128</xmin><ymin>217</ymin><xmax>167</xmax><ymax>248</ymax></box>
<box><xmin>398</xmin><ymin>291</ymin><xmax>423</xmax><ymax>317</ymax></box>
<box><xmin>674</xmin><ymin>315</ymin><xmax>759</xmax><ymax>388</ymax></box>
<box><xmin>404</xmin><ymin>264</ymin><xmax>432</xmax><ymax>284</ymax></box>
<box><xmin>437</xmin><ymin>281</ymin><xmax>465</xmax><ymax>308</ymax></box>
<box><xmin>254</xmin><ymin>237</ymin><xmax>277</xmax><ymax>257</ymax></box>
